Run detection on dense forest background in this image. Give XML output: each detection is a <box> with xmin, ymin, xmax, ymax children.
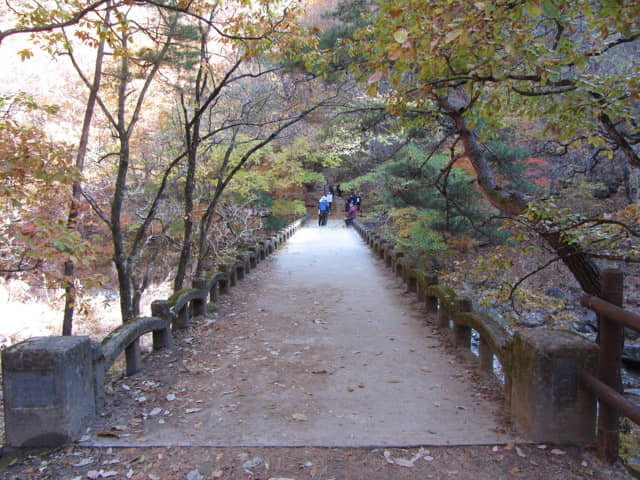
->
<box><xmin>0</xmin><ymin>0</ymin><xmax>639</xmax><ymax>346</ymax></box>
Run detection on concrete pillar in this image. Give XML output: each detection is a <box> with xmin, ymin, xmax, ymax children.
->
<box><xmin>125</xmin><ymin>338</ymin><xmax>141</xmax><ymax>376</ymax></box>
<box><xmin>173</xmin><ymin>304</ymin><xmax>189</xmax><ymax>329</ymax></box>
<box><xmin>2</xmin><ymin>336</ymin><xmax>96</xmax><ymax>446</ymax></box>
<box><xmin>510</xmin><ymin>329</ymin><xmax>598</xmax><ymax>443</ymax></box>
<box><xmin>152</xmin><ymin>325</ymin><xmax>172</xmax><ymax>351</ymax></box>
<box><xmin>478</xmin><ymin>336</ymin><xmax>494</xmax><ymax>375</ymax></box>
<box><xmin>151</xmin><ymin>299</ymin><xmax>171</xmax><ymax>322</ymax></box>
<box><xmin>191</xmin><ymin>278</ymin><xmax>207</xmax><ymax>316</ymax></box>
<box><xmin>209</xmin><ymin>279</ymin><xmax>220</xmax><ymax>303</ymax></box>
<box><xmin>437</xmin><ymin>304</ymin><xmax>450</xmax><ymax>329</ymax></box>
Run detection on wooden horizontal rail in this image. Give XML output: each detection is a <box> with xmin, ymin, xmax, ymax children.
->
<box><xmin>454</xmin><ymin>311</ymin><xmax>513</xmax><ymax>368</ymax></box>
<box><xmin>170</xmin><ymin>288</ymin><xmax>208</xmax><ymax>314</ymax></box>
<box><xmin>580</xmin><ymin>294</ymin><xmax>640</xmax><ymax>333</ymax></box>
<box><xmin>579</xmin><ymin>371</ymin><xmax>640</xmax><ymax>425</ymax></box>
<box><xmin>101</xmin><ymin>316</ymin><xmax>171</xmax><ymax>375</ymax></box>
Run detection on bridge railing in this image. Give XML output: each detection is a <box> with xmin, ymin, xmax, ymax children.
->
<box><xmin>352</xmin><ymin>219</ymin><xmax>602</xmax><ymax>446</ymax></box>
<box><xmin>1</xmin><ymin>214</ymin><xmax>309</xmax><ymax>447</ymax></box>
<box><xmin>578</xmin><ymin>269</ymin><xmax>640</xmax><ymax>463</ymax></box>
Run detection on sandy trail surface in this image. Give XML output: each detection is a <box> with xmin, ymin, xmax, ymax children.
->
<box><xmin>86</xmin><ymin>219</ymin><xmax>519</xmax><ymax>448</ymax></box>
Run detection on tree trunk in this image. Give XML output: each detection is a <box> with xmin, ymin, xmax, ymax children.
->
<box><xmin>112</xmin><ymin>139</ymin><xmax>134</xmax><ymax>322</ymax></box>
<box><xmin>61</xmin><ymin>3</ymin><xmax>110</xmax><ymax>335</ymax></box>
<box><xmin>174</xmin><ymin>143</ymin><xmax>196</xmax><ymax>290</ymax></box>
<box><xmin>437</xmin><ymin>95</ymin><xmax>603</xmax><ymax>296</ymax></box>
<box><xmin>194</xmin><ymin>195</ymin><xmax>220</xmax><ymax>279</ymax></box>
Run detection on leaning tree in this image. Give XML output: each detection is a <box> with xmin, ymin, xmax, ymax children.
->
<box><xmin>346</xmin><ymin>0</ymin><xmax>640</xmax><ymax>295</ymax></box>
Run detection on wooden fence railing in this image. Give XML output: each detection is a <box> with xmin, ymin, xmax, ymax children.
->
<box><xmin>579</xmin><ymin>269</ymin><xmax>640</xmax><ymax>463</ymax></box>
<box><xmin>351</xmin><ymin>219</ymin><xmax>639</xmax><ymax>460</ymax></box>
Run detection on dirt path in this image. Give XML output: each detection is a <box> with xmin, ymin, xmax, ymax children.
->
<box><xmin>86</xmin><ymin>219</ymin><xmax>517</xmax><ymax>448</ymax></box>
<box><xmin>0</xmin><ymin>220</ymin><xmax>633</xmax><ymax>479</ymax></box>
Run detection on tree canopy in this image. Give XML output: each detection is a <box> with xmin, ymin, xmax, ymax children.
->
<box><xmin>342</xmin><ymin>0</ymin><xmax>640</xmax><ymax>294</ymax></box>
<box><xmin>1</xmin><ymin>0</ymin><xmax>639</xmax><ymax>331</ymax></box>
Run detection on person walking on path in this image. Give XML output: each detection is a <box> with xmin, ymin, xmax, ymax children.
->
<box><xmin>318</xmin><ymin>196</ymin><xmax>330</xmax><ymax>226</ymax></box>
<box><xmin>326</xmin><ymin>191</ymin><xmax>334</xmax><ymax>212</ymax></box>
<box><xmin>355</xmin><ymin>194</ymin><xmax>362</xmax><ymax>212</ymax></box>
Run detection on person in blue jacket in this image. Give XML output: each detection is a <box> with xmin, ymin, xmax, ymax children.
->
<box><xmin>318</xmin><ymin>196</ymin><xmax>330</xmax><ymax>226</ymax></box>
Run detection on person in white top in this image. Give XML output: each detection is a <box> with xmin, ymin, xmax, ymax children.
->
<box><xmin>325</xmin><ymin>191</ymin><xmax>334</xmax><ymax>212</ymax></box>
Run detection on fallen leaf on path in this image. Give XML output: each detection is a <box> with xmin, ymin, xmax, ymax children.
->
<box><xmin>96</xmin><ymin>431</ymin><xmax>120</xmax><ymax>438</ymax></box>
<box><xmin>347</xmin><ymin>386</ymin><xmax>354</xmax><ymax>392</ymax></box>
<box><xmin>311</xmin><ymin>370</ymin><xmax>328</xmax><ymax>374</ymax></box>
<box><xmin>127</xmin><ymin>455</ymin><xmax>145</xmax><ymax>464</ymax></box>
<box><xmin>292</xmin><ymin>413</ymin><xmax>308</xmax><ymax>421</ymax></box>
<box><xmin>387</xmin><ymin>380</ymin><xmax>401</xmax><ymax>384</ymax></box>
<box><xmin>186</xmin><ymin>470</ymin><xmax>204</xmax><ymax>480</ymax></box>
<box><xmin>72</xmin><ymin>458</ymin><xmax>94</xmax><ymax>467</ymax></box>
<box><xmin>383</xmin><ymin>448</ymin><xmax>430</xmax><ymax>467</ymax></box>
<box><xmin>551</xmin><ymin>449</ymin><xmax>566</xmax><ymax>456</ymax></box>
<box><xmin>515</xmin><ymin>446</ymin><xmax>526</xmax><ymax>458</ymax></box>
<box><xmin>242</xmin><ymin>457</ymin><xmax>264</xmax><ymax>474</ymax></box>
<box><xmin>87</xmin><ymin>470</ymin><xmax>118</xmax><ymax>479</ymax></box>
<box><xmin>185</xmin><ymin>408</ymin><xmax>202</xmax><ymax>414</ymax></box>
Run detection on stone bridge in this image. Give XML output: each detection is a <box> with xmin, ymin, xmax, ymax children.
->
<box><xmin>2</xmin><ymin>217</ymin><xmax>598</xmax><ymax>449</ymax></box>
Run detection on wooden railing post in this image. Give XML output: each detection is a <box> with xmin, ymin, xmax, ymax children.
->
<box><xmin>598</xmin><ymin>268</ymin><xmax>624</xmax><ymax>464</ymax></box>
<box><xmin>425</xmin><ymin>274</ymin><xmax>439</xmax><ymax>314</ymax></box>
<box><xmin>437</xmin><ymin>302</ymin><xmax>450</xmax><ymax>329</ymax></box>
<box><xmin>478</xmin><ymin>336</ymin><xmax>494</xmax><ymax>376</ymax></box>
<box><xmin>454</xmin><ymin>298</ymin><xmax>472</xmax><ymax>348</ymax></box>
<box><xmin>125</xmin><ymin>338</ymin><xmax>142</xmax><ymax>376</ymax></box>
